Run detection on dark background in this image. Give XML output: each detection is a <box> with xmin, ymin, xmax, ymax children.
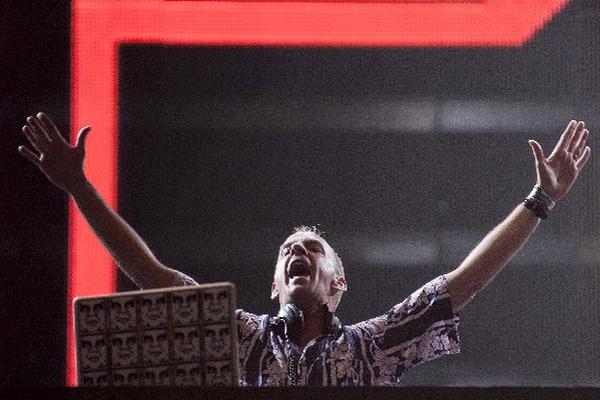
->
<box><xmin>3</xmin><ymin>0</ymin><xmax>600</xmax><ymax>386</ymax></box>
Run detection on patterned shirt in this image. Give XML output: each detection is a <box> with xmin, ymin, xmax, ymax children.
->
<box><xmin>173</xmin><ymin>273</ymin><xmax>460</xmax><ymax>386</ymax></box>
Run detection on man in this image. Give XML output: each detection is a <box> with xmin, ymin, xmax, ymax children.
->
<box><xmin>19</xmin><ymin>113</ymin><xmax>591</xmax><ymax>385</ymax></box>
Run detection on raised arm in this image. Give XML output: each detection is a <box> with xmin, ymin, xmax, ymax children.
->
<box><xmin>445</xmin><ymin>120</ymin><xmax>591</xmax><ymax>312</ymax></box>
<box><xmin>19</xmin><ymin>112</ymin><xmax>182</xmax><ymax>289</ymax></box>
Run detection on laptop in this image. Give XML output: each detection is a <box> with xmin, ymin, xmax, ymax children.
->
<box><xmin>74</xmin><ymin>282</ymin><xmax>239</xmax><ymax>386</ymax></box>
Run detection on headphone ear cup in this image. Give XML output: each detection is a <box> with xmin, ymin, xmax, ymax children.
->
<box><xmin>325</xmin><ymin>312</ymin><xmax>342</xmax><ymax>334</ymax></box>
<box><xmin>331</xmin><ymin>315</ymin><xmax>342</xmax><ymax>333</ymax></box>
<box><xmin>288</xmin><ymin>304</ymin><xmax>304</xmax><ymax>325</ymax></box>
<box><xmin>278</xmin><ymin>304</ymin><xmax>304</xmax><ymax>341</ymax></box>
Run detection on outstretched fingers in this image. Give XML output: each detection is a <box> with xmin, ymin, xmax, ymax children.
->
<box><xmin>567</xmin><ymin>121</ymin><xmax>586</xmax><ymax>154</ymax></box>
<box><xmin>25</xmin><ymin>117</ymin><xmax>52</xmax><ymax>154</ymax></box>
<box><xmin>22</xmin><ymin>125</ymin><xmax>44</xmax><ymax>153</ymax></box>
<box><xmin>27</xmin><ymin>115</ymin><xmax>51</xmax><ymax>142</ymax></box>
<box><xmin>572</xmin><ymin>128</ymin><xmax>590</xmax><ymax>158</ymax></box>
<box><xmin>575</xmin><ymin>146</ymin><xmax>592</xmax><ymax>170</ymax></box>
<box><xmin>75</xmin><ymin>126</ymin><xmax>92</xmax><ymax>150</ymax></box>
<box><xmin>528</xmin><ymin>139</ymin><xmax>546</xmax><ymax>165</ymax></box>
<box><xmin>18</xmin><ymin>145</ymin><xmax>41</xmax><ymax>166</ymax></box>
<box><xmin>549</xmin><ymin>120</ymin><xmax>578</xmax><ymax>158</ymax></box>
<box><xmin>37</xmin><ymin>112</ymin><xmax>67</xmax><ymax>144</ymax></box>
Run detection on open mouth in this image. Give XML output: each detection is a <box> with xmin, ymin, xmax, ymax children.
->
<box><xmin>179</xmin><ymin>345</ymin><xmax>195</xmax><ymax>354</ymax></box>
<box><xmin>87</xmin><ymin>354</ymin><xmax>100</xmax><ymax>363</ymax></box>
<box><xmin>208</xmin><ymin>306</ymin><xmax>225</xmax><ymax>315</ymax></box>
<box><xmin>148</xmin><ymin>313</ymin><xmax>162</xmax><ymax>321</ymax></box>
<box><xmin>288</xmin><ymin>259</ymin><xmax>311</xmax><ymax>281</ymax></box>
<box><xmin>118</xmin><ymin>351</ymin><xmax>133</xmax><ymax>359</ymax></box>
<box><xmin>150</xmin><ymin>349</ymin><xmax>164</xmax><ymax>358</ymax></box>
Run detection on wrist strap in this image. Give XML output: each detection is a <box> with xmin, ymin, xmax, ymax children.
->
<box><xmin>523</xmin><ymin>185</ymin><xmax>556</xmax><ymax>220</ymax></box>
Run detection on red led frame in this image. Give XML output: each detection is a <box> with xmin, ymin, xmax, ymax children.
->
<box><xmin>69</xmin><ymin>0</ymin><xmax>567</xmax><ymax>385</ymax></box>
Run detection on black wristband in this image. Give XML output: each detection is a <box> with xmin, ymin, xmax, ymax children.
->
<box><xmin>523</xmin><ymin>197</ymin><xmax>548</xmax><ymax>220</ymax></box>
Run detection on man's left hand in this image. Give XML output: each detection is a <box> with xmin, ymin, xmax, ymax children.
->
<box><xmin>528</xmin><ymin>120</ymin><xmax>591</xmax><ymax>200</ymax></box>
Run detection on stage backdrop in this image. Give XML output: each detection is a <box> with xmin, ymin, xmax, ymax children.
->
<box><xmin>115</xmin><ymin>1</ymin><xmax>599</xmax><ymax>386</ymax></box>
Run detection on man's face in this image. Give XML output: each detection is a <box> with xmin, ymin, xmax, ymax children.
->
<box><xmin>271</xmin><ymin>231</ymin><xmax>346</xmax><ymax>311</ymax></box>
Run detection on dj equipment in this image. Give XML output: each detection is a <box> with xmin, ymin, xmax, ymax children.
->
<box><xmin>74</xmin><ymin>282</ymin><xmax>239</xmax><ymax>386</ymax></box>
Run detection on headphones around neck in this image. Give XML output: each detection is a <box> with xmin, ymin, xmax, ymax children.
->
<box><xmin>266</xmin><ymin>304</ymin><xmax>342</xmax><ymax>343</ymax></box>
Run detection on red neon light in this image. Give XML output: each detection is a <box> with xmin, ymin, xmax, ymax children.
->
<box><xmin>68</xmin><ymin>0</ymin><xmax>567</xmax><ymax>385</ymax></box>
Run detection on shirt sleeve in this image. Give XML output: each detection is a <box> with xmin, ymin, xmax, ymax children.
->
<box><xmin>171</xmin><ymin>270</ymin><xmax>200</xmax><ymax>286</ymax></box>
<box><xmin>235</xmin><ymin>309</ymin><xmax>263</xmax><ymax>344</ymax></box>
<box><xmin>351</xmin><ymin>275</ymin><xmax>460</xmax><ymax>372</ymax></box>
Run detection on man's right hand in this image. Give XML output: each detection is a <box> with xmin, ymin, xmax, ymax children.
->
<box><xmin>19</xmin><ymin>112</ymin><xmax>91</xmax><ymax>193</ymax></box>
<box><xmin>19</xmin><ymin>112</ymin><xmax>182</xmax><ymax>288</ymax></box>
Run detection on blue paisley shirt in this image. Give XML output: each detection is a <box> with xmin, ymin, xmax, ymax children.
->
<box><xmin>174</xmin><ymin>273</ymin><xmax>460</xmax><ymax>386</ymax></box>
